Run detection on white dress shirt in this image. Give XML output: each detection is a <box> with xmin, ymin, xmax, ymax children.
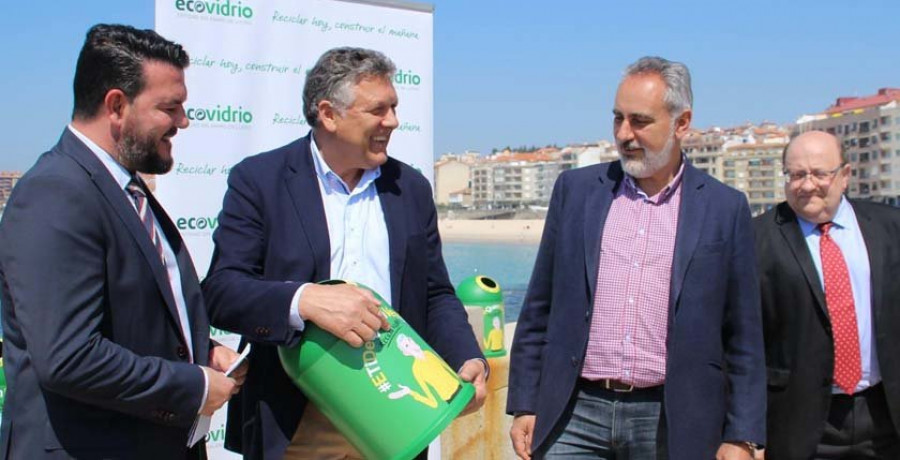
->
<box><xmin>288</xmin><ymin>135</ymin><xmax>391</xmax><ymax>330</ymax></box>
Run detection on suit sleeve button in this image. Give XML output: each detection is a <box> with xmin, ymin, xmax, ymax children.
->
<box><xmin>571</xmin><ymin>356</ymin><xmax>580</xmax><ymax>367</ymax></box>
<box><xmin>176</xmin><ymin>346</ymin><xmax>188</xmax><ymax>359</ymax></box>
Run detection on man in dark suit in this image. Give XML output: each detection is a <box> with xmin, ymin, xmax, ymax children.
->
<box><xmin>202</xmin><ymin>47</ymin><xmax>487</xmax><ymax>460</ymax></box>
<box><xmin>0</xmin><ymin>24</ymin><xmax>244</xmax><ymax>459</ymax></box>
<box><xmin>754</xmin><ymin>131</ymin><xmax>900</xmax><ymax>458</ymax></box>
<box><xmin>507</xmin><ymin>56</ymin><xmax>765</xmax><ymax>460</ymax></box>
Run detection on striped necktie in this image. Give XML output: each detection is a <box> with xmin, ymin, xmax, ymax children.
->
<box><xmin>126</xmin><ymin>177</ymin><xmax>167</xmax><ymax>267</ymax></box>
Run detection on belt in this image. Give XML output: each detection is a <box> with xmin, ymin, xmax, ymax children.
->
<box><xmin>579</xmin><ymin>378</ymin><xmax>661</xmax><ymax>393</ymax></box>
<box><xmin>833</xmin><ymin>383</ymin><xmax>883</xmax><ymax>400</ymax></box>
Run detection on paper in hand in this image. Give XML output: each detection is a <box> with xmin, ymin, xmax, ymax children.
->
<box><xmin>187</xmin><ymin>345</ymin><xmax>251</xmax><ymax>447</ymax></box>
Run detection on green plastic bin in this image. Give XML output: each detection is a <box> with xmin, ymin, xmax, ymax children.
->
<box><xmin>279</xmin><ymin>280</ymin><xmax>473</xmax><ymax>460</ymax></box>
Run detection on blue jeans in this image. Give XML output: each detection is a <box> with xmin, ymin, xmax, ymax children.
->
<box><xmin>538</xmin><ymin>382</ymin><xmax>667</xmax><ymax>459</ymax></box>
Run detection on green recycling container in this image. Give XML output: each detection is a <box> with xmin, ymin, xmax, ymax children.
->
<box><xmin>456</xmin><ymin>275</ymin><xmax>506</xmax><ymax>358</ymax></box>
<box><xmin>278</xmin><ymin>280</ymin><xmax>474</xmax><ymax>460</ymax></box>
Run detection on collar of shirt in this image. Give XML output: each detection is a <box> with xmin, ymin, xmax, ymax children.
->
<box><xmin>309</xmin><ymin>133</ymin><xmax>381</xmax><ymax>196</ymax></box>
<box><xmin>622</xmin><ymin>153</ymin><xmax>687</xmax><ymax>204</ymax></box>
<box><xmin>67</xmin><ymin>124</ymin><xmax>133</xmax><ymax>191</ymax></box>
<box><xmin>797</xmin><ymin>195</ymin><xmax>851</xmax><ymax>237</ymax></box>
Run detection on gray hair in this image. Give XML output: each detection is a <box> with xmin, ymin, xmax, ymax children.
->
<box><xmin>624</xmin><ymin>56</ymin><xmax>693</xmax><ymax>116</ymax></box>
<box><xmin>303</xmin><ymin>47</ymin><xmax>396</xmax><ymax>126</ymax></box>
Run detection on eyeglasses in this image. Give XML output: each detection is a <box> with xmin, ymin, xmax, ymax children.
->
<box><xmin>782</xmin><ymin>164</ymin><xmax>845</xmax><ymax>185</ymax></box>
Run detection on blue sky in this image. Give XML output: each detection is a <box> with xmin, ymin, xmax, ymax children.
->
<box><xmin>1</xmin><ymin>0</ymin><xmax>898</xmax><ymax>171</ymax></box>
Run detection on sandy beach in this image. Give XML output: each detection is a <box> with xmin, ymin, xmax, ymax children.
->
<box><xmin>438</xmin><ymin>219</ymin><xmax>545</xmax><ymax>244</ymax></box>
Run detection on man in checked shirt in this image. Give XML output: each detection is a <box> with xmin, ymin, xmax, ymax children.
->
<box><xmin>507</xmin><ymin>56</ymin><xmax>766</xmax><ymax>460</ymax></box>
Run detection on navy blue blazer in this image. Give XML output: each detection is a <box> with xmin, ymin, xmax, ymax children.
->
<box><xmin>0</xmin><ymin>129</ymin><xmax>210</xmax><ymax>459</ymax></box>
<box><xmin>202</xmin><ymin>134</ymin><xmax>483</xmax><ymax>460</ymax></box>
<box><xmin>507</xmin><ymin>160</ymin><xmax>765</xmax><ymax>459</ymax></box>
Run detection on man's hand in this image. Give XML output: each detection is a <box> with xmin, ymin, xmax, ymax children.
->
<box><xmin>457</xmin><ymin>358</ymin><xmax>487</xmax><ymax>416</ymax></box>
<box><xmin>510</xmin><ymin>414</ymin><xmax>536</xmax><ymax>460</ymax></box>
<box><xmin>199</xmin><ymin>367</ymin><xmax>238</xmax><ymax>416</ymax></box>
<box><xmin>208</xmin><ymin>344</ymin><xmax>248</xmax><ymax>386</ymax></box>
<box><xmin>716</xmin><ymin>442</ymin><xmax>754</xmax><ymax>460</ymax></box>
<box><xmin>297</xmin><ymin>283</ymin><xmax>390</xmax><ymax>347</ymax></box>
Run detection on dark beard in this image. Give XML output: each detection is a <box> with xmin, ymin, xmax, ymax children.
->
<box><xmin>118</xmin><ymin>128</ymin><xmax>173</xmax><ymax>175</ymax></box>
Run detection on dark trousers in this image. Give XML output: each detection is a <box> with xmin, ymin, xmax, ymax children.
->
<box><xmin>815</xmin><ymin>384</ymin><xmax>900</xmax><ymax>459</ymax></box>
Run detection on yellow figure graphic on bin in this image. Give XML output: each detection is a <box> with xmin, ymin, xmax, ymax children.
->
<box><xmin>484</xmin><ymin>316</ymin><xmax>504</xmax><ymax>352</ymax></box>
<box><xmin>388</xmin><ymin>333</ymin><xmax>460</xmax><ymax>409</ymax></box>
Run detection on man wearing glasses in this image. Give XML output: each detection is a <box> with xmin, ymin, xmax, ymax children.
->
<box><xmin>754</xmin><ymin>130</ymin><xmax>900</xmax><ymax>458</ymax></box>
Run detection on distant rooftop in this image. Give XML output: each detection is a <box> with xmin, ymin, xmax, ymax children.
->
<box><xmin>824</xmin><ymin>88</ymin><xmax>900</xmax><ymax>114</ymax></box>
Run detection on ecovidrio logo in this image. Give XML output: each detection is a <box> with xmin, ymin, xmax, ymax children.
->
<box><xmin>186</xmin><ymin>104</ymin><xmax>253</xmax><ymax>125</ymax></box>
<box><xmin>176</xmin><ymin>216</ymin><xmax>219</xmax><ymax>231</ymax></box>
<box><xmin>393</xmin><ymin>69</ymin><xmax>422</xmax><ymax>87</ymax></box>
<box><xmin>174</xmin><ymin>0</ymin><xmax>253</xmax><ymax>20</ymax></box>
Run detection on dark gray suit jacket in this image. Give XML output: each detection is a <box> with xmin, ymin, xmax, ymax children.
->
<box><xmin>0</xmin><ymin>129</ymin><xmax>210</xmax><ymax>459</ymax></box>
<box><xmin>754</xmin><ymin>200</ymin><xmax>900</xmax><ymax>458</ymax></box>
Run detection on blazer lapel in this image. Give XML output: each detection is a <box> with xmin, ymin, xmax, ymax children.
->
<box><xmin>375</xmin><ymin>160</ymin><xmax>406</xmax><ymax>311</ymax></box>
<box><xmin>147</xmin><ymin>189</ymin><xmax>209</xmax><ymax>362</ymax></box>
<box><xmin>584</xmin><ymin>163</ymin><xmax>621</xmax><ymax>299</ymax></box>
<box><xmin>669</xmin><ymin>163</ymin><xmax>707</xmax><ymax>316</ymax></box>
<box><xmin>59</xmin><ymin>130</ymin><xmax>189</xmax><ymax>344</ymax></box>
<box><xmin>284</xmin><ymin>135</ymin><xmax>331</xmax><ymax>280</ymax></box>
<box><xmin>775</xmin><ymin>203</ymin><xmax>828</xmax><ymax>316</ymax></box>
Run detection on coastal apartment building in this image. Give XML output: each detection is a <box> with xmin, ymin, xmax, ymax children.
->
<box><xmin>721</xmin><ymin>141</ymin><xmax>787</xmax><ymax>215</ymax></box>
<box><xmin>682</xmin><ymin>123</ymin><xmax>789</xmax><ymax>215</ymax></box>
<box><xmin>0</xmin><ymin>171</ymin><xmax>23</xmax><ymax>212</ymax></box>
<box><xmin>434</xmin><ymin>152</ymin><xmax>479</xmax><ymax>206</ymax></box>
<box><xmin>796</xmin><ymin>88</ymin><xmax>900</xmax><ymax>204</ymax></box>
<box><xmin>468</xmin><ymin>148</ymin><xmax>576</xmax><ymax>209</ymax></box>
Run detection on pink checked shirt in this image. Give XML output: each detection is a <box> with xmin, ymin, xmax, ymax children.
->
<box><xmin>580</xmin><ymin>161</ymin><xmax>684</xmax><ymax>387</ymax></box>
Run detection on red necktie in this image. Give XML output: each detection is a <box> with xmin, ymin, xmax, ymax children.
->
<box><xmin>819</xmin><ymin>222</ymin><xmax>861</xmax><ymax>394</ymax></box>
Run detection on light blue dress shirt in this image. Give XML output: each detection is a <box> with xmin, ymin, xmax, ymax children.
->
<box><xmin>798</xmin><ymin>196</ymin><xmax>880</xmax><ymax>393</ymax></box>
<box><xmin>288</xmin><ymin>135</ymin><xmax>391</xmax><ymax>330</ymax></box>
<box><xmin>68</xmin><ymin>125</ymin><xmax>208</xmax><ymax>411</ymax></box>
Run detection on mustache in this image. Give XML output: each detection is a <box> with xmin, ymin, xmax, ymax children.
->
<box><xmin>620</xmin><ymin>140</ymin><xmax>643</xmax><ymax>151</ymax></box>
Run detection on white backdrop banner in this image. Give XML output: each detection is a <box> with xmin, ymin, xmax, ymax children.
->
<box><xmin>154</xmin><ymin>1</ymin><xmax>434</xmax><ymax>458</ymax></box>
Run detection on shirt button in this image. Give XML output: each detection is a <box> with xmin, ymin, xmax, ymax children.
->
<box><xmin>628</xmin><ymin>297</ymin><xmax>635</xmax><ymax>305</ymax></box>
<box><xmin>633</xmin><ymin>262</ymin><xmax>640</xmax><ymax>268</ymax></box>
<box><xmin>638</xmin><ymin>229</ymin><xmax>646</xmax><ymax>235</ymax></box>
<box><xmin>624</xmin><ymin>370</ymin><xmax>631</xmax><ymax>376</ymax></box>
<box><xmin>625</xmin><ymin>334</ymin><xmax>631</xmax><ymax>342</ymax></box>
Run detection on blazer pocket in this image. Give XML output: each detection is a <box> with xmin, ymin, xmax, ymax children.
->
<box><xmin>766</xmin><ymin>367</ymin><xmax>791</xmax><ymax>389</ymax></box>
<box><xmin>696</xmin><ymin>240</ymin><xmax>726</xmax><ymax>255</ymax></box>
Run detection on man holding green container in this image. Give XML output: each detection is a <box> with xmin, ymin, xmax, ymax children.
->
<box><xmin>203</xmin><ymin>47</ymin><xmax>487</xmax><ymax>460</ymax></box>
